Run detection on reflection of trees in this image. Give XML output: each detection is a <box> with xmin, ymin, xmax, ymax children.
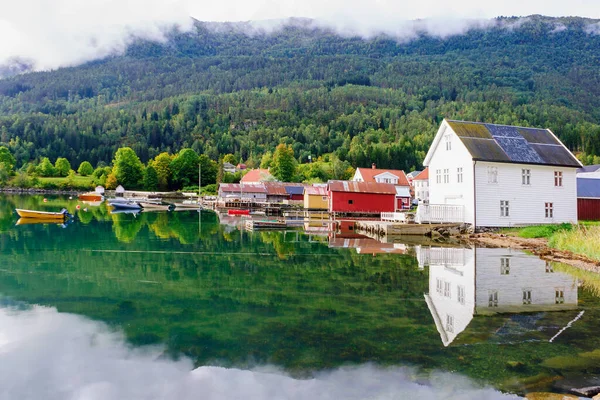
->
<box><xmin>259</xmin><ymin>231</ymin><xmax>296</xmax><ymax>260</ymax></box>
<box><xmin>111</xmin><ymin>212</ymin><xmax>146</xmax><ymax>243</ymax></box>
<box><xmin>148</xmin><ymin>212</ymin><xmax>200</xmax><ymax>245</ymax></box>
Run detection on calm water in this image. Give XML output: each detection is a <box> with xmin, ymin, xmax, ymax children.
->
<box><xmin>1</xmin><ymin>194</ymin><xmax>599</xmax><ymax>399</ymax></box>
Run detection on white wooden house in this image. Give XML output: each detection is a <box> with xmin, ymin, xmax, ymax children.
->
<box><xmin>422</xmin><ymin>246</ymin><xmax>578</xmax><ymax>346</ymax></box>
<box><xmin>421</xmin><ymin>119</ymin><xmax>581</xmax><ymax>227</ymax></box>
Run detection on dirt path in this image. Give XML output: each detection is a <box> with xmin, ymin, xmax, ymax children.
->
<box><xmin>467</xmin><ymin>233</ymin><xmax>600</xmax><ymax>273</ymax></box>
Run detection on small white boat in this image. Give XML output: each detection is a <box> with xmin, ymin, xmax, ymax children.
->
<box><xmin>173</xmin><ymin>200</ymin><xmax>201</xmax><ymax>210</ymax></box>
<box><xmin>139</xmin><ymin>202</ymin><xmax>171</xmax><ymax>211</ymax></box>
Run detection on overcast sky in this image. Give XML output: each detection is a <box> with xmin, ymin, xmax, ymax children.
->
<box><xmin>0</xmin><ymin>0</ymin><xmax>599</xmax><ymax>72</ymax></box>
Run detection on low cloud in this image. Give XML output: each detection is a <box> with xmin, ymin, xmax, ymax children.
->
<box><xmin>0</xmin><ymin>304</ymin><xmax>517</xmax><ymax>400</ymax></box>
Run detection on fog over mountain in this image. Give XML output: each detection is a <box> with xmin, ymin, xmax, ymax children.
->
<box><xmin>1</xmin><ymin>0</ymin><xmax>600</xmax><ymax>74</ymax></box>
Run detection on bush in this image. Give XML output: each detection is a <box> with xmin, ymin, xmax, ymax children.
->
<box><xmin>201</xmin><ymin>184</ymin><xmax>217</xmax><ymax>195</ymax></box>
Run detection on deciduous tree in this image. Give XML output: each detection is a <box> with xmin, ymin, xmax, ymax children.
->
<box><xmin>112</xmin><ymin>147</ymin><xmax>144</xmax><ymax>188</ymax></box>
<box><xmin>77</xmin><ymin>161</ymin><xmax>94</xmax><ymax>176</ymax></box>
<box><xmin>271</xmin><ymin>144</ymin><xmax>297</xmax><ymax>182</ymax></box>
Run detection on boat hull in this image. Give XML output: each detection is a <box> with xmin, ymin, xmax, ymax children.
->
<box><xmin>228</xmin><ymin>209</ymin><xmax>250</xmax><ymax>216</ymax></box>
<box><xmin>139</xmin><ymin>202</ymin><xmax>170</xmax><ymax>210</ymax></box>
<box><xmin>78</xmin><ymin>193</ymin><xmax>103</xmax><ymax>202</ymax></box>
<box><xmin>15</xmin><ymin>209</ymin><xmax>67</xmax><ymax>220</ymax></box>
<box><xmin>110</xmin><ymin>202</ymin><xmax>142</xmax><ymax>210</ymax></box>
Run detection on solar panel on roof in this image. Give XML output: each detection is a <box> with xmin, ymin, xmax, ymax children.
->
<box><xmin>493</xmin><ymin>136</ymin><xmax>545</xmax><ymax>164</ymax></box>
<box><xmin>485</xmin><ymin>124</ymin><xmax>522</xmax><ymax>138</ymax></box>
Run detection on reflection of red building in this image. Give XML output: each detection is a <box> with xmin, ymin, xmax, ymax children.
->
<box><xmin>327</xmin><ymin>181</ymin><xmax>396</xmax><ymax>214</ymax></box>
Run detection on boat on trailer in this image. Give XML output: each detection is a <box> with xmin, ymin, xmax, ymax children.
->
<box><xmin>15</xmin><ymin>208</ymin><xmax>70</xmax><ymax>220</ymax></box>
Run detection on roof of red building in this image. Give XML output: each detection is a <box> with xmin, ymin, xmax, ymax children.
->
<box><xmin>263</xmin><ymin>182</ymin><xmax>288</xmax><ymax>195</ymax></box>
<box><xmin>355</xmin><ymin>168</ymin><xmax>409</xmax><ymax>186</ymax></box>
<box><xmin>304</xmin><ymin>186</ymin><xmax>328</xmax><ymax>196</ymax></box>
<box><xmin>413</xmin><ymin>167</ymin><xmax>429</xmax><ymax>180</ymax></box>
<box><xmin>328</xmin><ymin>181</ymin><xmax>396</xmax><ymax>194</ymax></box>
<box><xmin>240</xmin><ymin>169</ymin><xmax>274</xmax><ymax>183</ymax></box>
<box><xmin>219</xmin><ymin>183</ymin><xmax>267</xmax><ymax>193</ymax></box>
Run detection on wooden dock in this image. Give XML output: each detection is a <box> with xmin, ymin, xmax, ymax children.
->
<box><xmin>355</xmin><ymin>220</ymin><xmax>462</xmax><ymax>237</ymax></box>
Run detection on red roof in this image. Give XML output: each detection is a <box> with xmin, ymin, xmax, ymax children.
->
<box><xmin>263</xmin><ymin>182</ymin><xmax>288</xmax><ymax>195</ymax></box>
<box><xmin>355</xmin><ymin>168</ymin><xmax>409</xmax><ymax>186</ymax></box>
<box><xmin>219</xmin><ymin>183</ymin><xmax>267</xmax><ymax>193</ymax></box>
<box><xmin>304</xmin><ymin>186</ymin><xmax>328</xmax><ymax>196</ymax></box>
<box><xmin>413</xmin><ymin>167</ymin><xmax>429</xmax><ymax>180</ymax></box>
<box><xmin>240</xmin><ymin>169</ymin><xmax>274</xmax><ymax>183</ymax></box>
<box><xmin>328</xmin><ymin>181</ymin><xmax>396</xmax><ymax>194</ymax></box>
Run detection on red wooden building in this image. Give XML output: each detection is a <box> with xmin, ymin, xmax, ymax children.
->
<box><xmin>577</xmin><ymin>178</ymin><xmax>600</xmax><ymax>220</ymax></box>
<box><xmin>327</xmin><ymin>181</ymin><xmax>396</xmax><ymax>214</ymax></box>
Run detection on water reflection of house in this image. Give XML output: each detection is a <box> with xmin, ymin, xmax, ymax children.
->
<box><xmin>328</xmin><ymin>236</ymin><xmax>407</xmax><ymax>255</ymax></box>
<box><xmin>423</xmin><ymin>247</ymin><xmax>578</xmax><ymax>346</ymax></box>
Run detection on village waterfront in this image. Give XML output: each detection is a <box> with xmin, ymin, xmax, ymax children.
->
<box><xmin>1</xmin><ymin>194</ymin><xmax>600</xmax><ymax>398</ymax></box>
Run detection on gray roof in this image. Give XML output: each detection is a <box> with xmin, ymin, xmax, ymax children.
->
<box><xmin>447</xmin><ymin>120</ymin><xmax>581</xmax><ymax>168</ymax></box>
<box><xmin>577</xmin><ymin>164</ymin><xmax>600</xmax><ymax>174</ymax></box>
<box><xmin>578</xmin><ymin>178</ymin><xmax>600</xmax><ymax>199</ymax></box>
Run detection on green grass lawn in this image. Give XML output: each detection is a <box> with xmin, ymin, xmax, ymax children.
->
<box><xmin>37</xmin><ymin>176</ymin><xmax>94</xmax><ymax>186</ymax></box>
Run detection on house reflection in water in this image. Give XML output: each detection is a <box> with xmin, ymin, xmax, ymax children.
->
<box><xmin>419</xmin><ymin>246</ymin><xmax>578</xmax><ymax>346</ymax></box>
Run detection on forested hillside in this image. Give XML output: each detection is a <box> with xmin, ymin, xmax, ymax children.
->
<box><xmin>1</xmin><ymin>15</ymin><xmax>600</xmax><ymax>171</ymax></box>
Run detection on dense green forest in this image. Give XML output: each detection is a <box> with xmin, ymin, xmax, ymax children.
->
<box><xmin>1</xmin><ymin>15</ymin><xmax>600</xmax><ymax>173</ymax></box>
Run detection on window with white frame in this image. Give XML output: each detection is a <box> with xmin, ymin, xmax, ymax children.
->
<box><xmin>523</xmin><ymin>289</ymin><xmax>532</xmax><ymax>305</ymax></box>
<box><xmin>444</xmin><ymin>281</ymin><xmax>451</xmax><ymax>298</ymax></box>
<box><xmin>522</xmin><ymin>169</ymin><xmax>531</xmax><ymax>185</ymax></box>
<box><xmin>554</xmin><ymin>171</ymin><xmax>563</xmax><ymax>187</ymax></box>
<box><xmin>501</xmin><ymin>257</ymin><xmax>510</xmax><ymax>275</ymax></box>
<box><xmin>488</xmin><ymin>290</ymin><xmax>498</xmax><ymax>307</ymax></box>
<box><xmin>487</xmin><ymin>166</ymin><xmax>498</xmax><ymax>183</ymax></box>
<box><xmin>555</xmin><ymin>289</ymin><xmax>565</xmax><ymax>304</ymax></box>
<box><xmin>500</xmin><ymin>200</ymin><xmax>509</xmax><ymax>217</ymax></box>
<box><xmin>445</xmin><ymin>135</ymin><xmax>452</xmax><ymax>151</ymax></box>
<box><xmin>545</xmin><ymin>202</ymin><xmax>554</xmax><ymax>218</ymax></box>
<box><xmin>443</xmin><ymin>169</ymin><xmax>450</xmax><ymax>184</ymax></box>
<box><xmin>457</xmin><ymin>285</ymin><xmax>465</xmax><ymax>305</ymax></box>
<box><xmin>446</xmin><ymin>314</ymin><xmax>454</xmax><ymax>333</ymax></box>
<box><xmin>545</xmin><ymin>261</ymin><xmax>554</xmax><ymax>273</ymax></box>
<box><xmin>436</xmin><ymin>169</ymin><xmax>441</xmax><ymax>184</ymax></box>
<box><xmin>436</xmin><ymin>278</ymin><xmax>443</xmax><ymax>295</ymax></box>
<box><xmin>457</xmin><ymin>167</ymin><xmax>463</xmax><ymax>183</ymax></box>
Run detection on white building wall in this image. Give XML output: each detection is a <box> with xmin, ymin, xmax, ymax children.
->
<box><xmin>425</xmin><ymin>247</ymin><xmax>475</xmax><ymax>346</ymax></box>
<box><xmin>475</xmin><ymin>162</ymin><xmax>578</xmax><ymax>227</ymax></box>
<box><xmin>475</xmin><ymin>248</ymin><xmax>577</xmax><ymax>314</ymax></box>
<box><xmin>414</xmin><ymin>180</ymin><xmax>429</xmax><ymax>202</ymax></box>
<box><xmin>427</xmin><ymin>123</ymin><xmax>475</xmax><ymax>225</ymax></box>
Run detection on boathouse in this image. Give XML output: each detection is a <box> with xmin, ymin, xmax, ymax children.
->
<box><xmin>577</xmin><ymin>178</ymin><xmax>600</xmax><ymax>220</ymax></box>
<box><xmin>218</xmin><ymin>183</ymin><xmax>267</xmax><ymax>201</ymax></box>
<box><xmin>327</xmin><ymin>181</ymin><xmax>396</xmax><ymax>215</ymax></box>
<box><xmin>284</xmin><ymin>184</ymin><xmax>305</xmax><ymax>201</ymax></box>
<box><xmin>422</xmin><ymin>119</ymin><xmax>581</xmax><ymax>227</ymax></box>
<box><xmin>264</xmin><ymin>182</ymin><xmax>288</xmax><ymax>203</ymax></box>
<box><xmin>304</xmin><ymin>186</ymin><xmax>328</xmax><ymax>210</ymax></box>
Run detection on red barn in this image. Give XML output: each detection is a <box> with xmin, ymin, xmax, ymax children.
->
<box><xmin>577</xmin><ymin>178</ymin><xmax>600</xmax><ymax>220</ymax></box>
<box><xmin>327</xmin><ymin>181</ymin><xmax>396</xmax><ymax>214</ymax></box>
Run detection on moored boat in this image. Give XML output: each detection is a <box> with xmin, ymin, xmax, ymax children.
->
<box><xmin>15</xmin><ymin>208</ymin><xmax>70</xmax><ymax>220</ymax></box>
<box><xmin>228</xmin><ymin>209</ymin><xmax>250</xmax><ymax>216</ymax></box>
<box><xmin>78</xmin><ymin>192</ymin><xmax>103</xmax><ymax>202</ymax></box>
<box><xmin>139</xmin><ymin>202</ymin><xmax>171</xmax><ymax>211</ymax></box>
<box><xmin>109</xmin><ymin>201</ymin><xmax>142</xmax><ymax>210</ymax></box>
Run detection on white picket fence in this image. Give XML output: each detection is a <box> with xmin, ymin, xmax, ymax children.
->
<box><xmin>415</xmin><ymin>204</ymin><xmax>464</xmax><ymax>224</ymax></box>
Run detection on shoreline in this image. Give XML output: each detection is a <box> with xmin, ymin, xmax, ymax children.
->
<box><xmin>467</xmin><ymin>232</ymin><xmax>600</xmax><ymax>273</ymax></box>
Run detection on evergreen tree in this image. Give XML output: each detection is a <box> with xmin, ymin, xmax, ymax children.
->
<box><xmin>143</xmin><ymin>165</ymin><xmax>159</xmax><ymax>191</ymax></box>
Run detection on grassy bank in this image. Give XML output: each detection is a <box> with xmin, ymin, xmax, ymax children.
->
<box><xmin>549</xmin><ymin>225</ymin><xmax>600</xmax><ymax>262</ymax></box>
<box><xmin>503</xmin><ymin>222</ymin><xmax>600</xmax><ymax>262</ymax></box>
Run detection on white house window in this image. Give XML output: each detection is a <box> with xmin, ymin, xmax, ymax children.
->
<box><xmin>545</xmin><ymin>261</ymin><xmax>554</xmax><ymax>273</ymax></box>
<box><xmin>500</xmin><ymin>200</ymin><xmax>510</xmax><ymax>217</ymax></box>
<box><xmin>500</xmin><ymin>257</ymin><xmax>510</xmax><ymax>275</ymax></box>
<box><xmin>457</xmin><ymin>285</ymin><xmax>465</xmax><ymax>305</ymax></box>
<box><xmin>545</xmin><ymin>202</ymin><xmax>554</xmax><ymax>218</ymax></box>
<box><xmin>487</xmin><ymin>167</ymin><xmax>498</xmax><ymax>183</ymax></box>
<box><xmin>446</xmin><ymin>315</ymin><xmax>454</xmax><ymax>333</ymax></box>
<box><xmin>555</xmin><ymin>289</ymin><xmax>565</xmax><ymax>304</ymax></box>
<box><xmin>457</xmin><ymin>167</ymin><xmax>463</xmax><ymax>183</ymax></box>
<box><xmin>523</xmin><ymin>290</ymin><xmax>532</xmax><ymax>305</ymax></box>
<box><xmin>436</xmin><ymin>278</ymin><xmax>443</xmax><ymax>295</ymax></box>
<box><xmin>445</xmin><ymin>135</ymin><xmax>452</xmax><ymax>151</ymax></box>
<box><xmin>436</xmin><ymin>169</ymin><xmax>441</xmax><ymax>184</ymax></box>
<box><xmin>488</xmin><ymin>290</ymin><xmax>498</xmax><ymax>307</ymax></box>
<box><xmin>444</xmin><ymin>281</ymin><xmax>451</xmax><ymax>298</ymax></box>
<box><xmin>554</xmin><ymin>171</ymin><xmax>563</xmax><ymax>187</ymax></box>
<box><xmin>443</xmin><ymin>169</ymin><xmax>450</xmax><ymax>184</ymax></box>
<box><xmin>522</xmin><ymin>169</ymin><xmax>531</xmax><ymax>185</ymax></box>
